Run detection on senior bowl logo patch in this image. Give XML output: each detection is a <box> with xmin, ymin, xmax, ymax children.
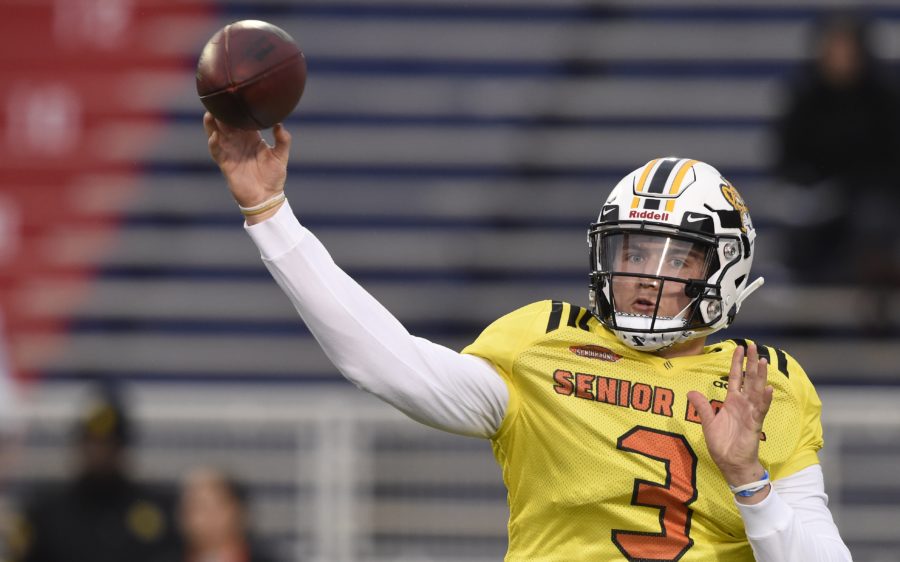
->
<box><xmin>569</xmin><ymin>345</ymin><xmax>622</xmax><ymax>362</ymax></box>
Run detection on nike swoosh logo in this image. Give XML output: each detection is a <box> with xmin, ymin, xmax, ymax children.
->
<box><xmin>603</xmin><ymin>208</ymin><xmax>617</xmax><ymax>216</ymax></box>
<box><xmin>686</xmin><ymin>215</ymin><xmax>706</xmax><ymax>223</ymax></box>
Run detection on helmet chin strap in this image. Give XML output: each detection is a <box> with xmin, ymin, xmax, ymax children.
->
<box><xmin>735</xmin><ymin>276</ymin><xmax>765</xmax><ymax>308</ymax></box>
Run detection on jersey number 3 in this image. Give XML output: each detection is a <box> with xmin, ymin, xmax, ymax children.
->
<box><xmin>612</xmin><ymin>426</ymin><xmax>699</xmax><ymax>562</ymax></box>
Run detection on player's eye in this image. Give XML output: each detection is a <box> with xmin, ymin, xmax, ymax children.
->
<box><xmin>625</xmin><ymin>254</ymin><xmax>645</xmax><ymax>265</ymax></box>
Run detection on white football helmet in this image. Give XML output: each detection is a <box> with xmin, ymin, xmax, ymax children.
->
<box><xmin>588</xmin><ymin>157</ymin><xmax>764</xmax><ymax>351</ymax></box>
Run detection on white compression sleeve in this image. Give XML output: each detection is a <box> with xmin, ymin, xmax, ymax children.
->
<box><xmin>741</xmin><ymin>464</ymin><xmax>852</xmax><ymax>561</ymax></box>
<box><xmin>246</xmin><ymin>201</ymin><xmax>508</xmax><ymax>438</ymax></box>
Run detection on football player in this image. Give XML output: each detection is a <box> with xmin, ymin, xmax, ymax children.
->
<box><xmin>204</xmin><ymin>113</ymin><xmax>851</xmax><ymax>561</ymax></box>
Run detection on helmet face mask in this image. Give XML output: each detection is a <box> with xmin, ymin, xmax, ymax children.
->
<box><xmin>588</xmin><ymin>158</ymin><xmax>764</xmax><ymax>351</ymax></box>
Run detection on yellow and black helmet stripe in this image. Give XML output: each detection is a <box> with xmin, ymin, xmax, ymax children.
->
<box><xmin>630</xmin><ymin>158</ymin><xmax>699</xmax><ymax>213</ymax></box>
<box><xmin>665</xmin><ymin>159</ymin><xmax>699</xmax><ymax>212</ymax></box>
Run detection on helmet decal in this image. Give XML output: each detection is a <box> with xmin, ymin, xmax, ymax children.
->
<box><xmin>720</xmin><ymin>179</ymin><xmax>752</xmax><ymax>233</ymax></box>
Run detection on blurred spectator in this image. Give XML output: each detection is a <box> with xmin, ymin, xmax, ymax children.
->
<box><xmin>178</xmin><ymin>467</ymin><xmax>277</xmax><ymax>562</ymax></box>
<box><xmin>774</xmin><ymin>11</ymin><xmax>900</xmax><ymax>294</ymax></box>
<box><xmin>8</xmin><ymin>387</ymin><xmax>180</xmax><ymax>562</ymax></box>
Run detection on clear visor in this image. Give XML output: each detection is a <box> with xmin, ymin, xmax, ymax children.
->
<box><xmin>595</xmin><ymin>232</ymin><xmax>719</xmax><ymax>331</ymax></box>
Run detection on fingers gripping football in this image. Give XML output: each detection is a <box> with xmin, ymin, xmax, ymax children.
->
<box><xmin>203</xmin><ymin>112</ymin><xmax>292</xmax><ymax>216</ymax></box>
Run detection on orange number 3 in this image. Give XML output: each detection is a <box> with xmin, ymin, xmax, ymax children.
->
<box><xmin>612</xmin><ymin>426</ymin><xmax>699</xmax><ymax>562</ymax></box>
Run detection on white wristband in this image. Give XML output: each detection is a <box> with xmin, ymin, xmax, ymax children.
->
<box><xmin>729</xmin><ymin>470</ymin><xmax>770</xmax><ymax>497</ymax></box>
<box><xmin>238</xmin><ymin>192</ymin><xmax>286</xmax><ymax>216</ymax></box>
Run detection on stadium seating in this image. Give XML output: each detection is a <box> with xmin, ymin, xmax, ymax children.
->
<box><xmin>4</xmin><ymin>1</ymin><xmax>900</xmax><ymax>560</ymax></box>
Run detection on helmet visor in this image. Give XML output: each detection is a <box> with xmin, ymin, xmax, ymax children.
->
<box><xmin>595</xmin><ymin>232</ymin><xmax>719</xmax><ymax>332</ymax></box>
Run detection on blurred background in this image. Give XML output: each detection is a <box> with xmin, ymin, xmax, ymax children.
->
<box><xmin>2</xmin><ymin>0</ymin><xmax>900</xmax><ymax>561</ymax></box>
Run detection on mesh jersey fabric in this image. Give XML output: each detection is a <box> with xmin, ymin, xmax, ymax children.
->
<box><xmin>462</xmin><ymin>300</ymin><xmax>823</xmax><ymax>562</ymax></box>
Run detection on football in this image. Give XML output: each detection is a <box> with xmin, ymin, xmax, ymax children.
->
<box><xmin>196</xmin><ymin>20</ymin><xmax>307</xmax><ymax>130</ymax></box>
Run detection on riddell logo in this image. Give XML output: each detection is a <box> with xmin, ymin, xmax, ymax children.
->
<box><xmin>629</xmin><ymin>210</ymin><xmax>670</xmax><ymax>221</ymax></box>
<box><xmin>569</xmin><ymin>345</ymin><xmax>622</xmax><ymax>362</ymax></box>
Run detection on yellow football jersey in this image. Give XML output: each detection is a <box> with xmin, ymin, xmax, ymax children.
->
<box><xmin>462</xmin><ymin>300</ymin><xmax>823</xmax><ymax>562</ymax></box>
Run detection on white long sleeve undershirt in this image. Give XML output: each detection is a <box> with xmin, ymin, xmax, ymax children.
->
<box><xmin>246</xmin><ymin>201</ymin><xmax>852</xmax><ymax>561</ymax></box>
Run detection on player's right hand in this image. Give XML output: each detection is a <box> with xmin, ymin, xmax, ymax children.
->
<box><xmin>203</xmin><ymin>112</ymin><xmax>291</xmax><ymax>222</ymax></box>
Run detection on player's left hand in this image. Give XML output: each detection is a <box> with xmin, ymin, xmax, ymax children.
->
<box><xmin>687</xmin><ymin>343</ymin><xmax>773</xmax><ymax>493</ymax></box>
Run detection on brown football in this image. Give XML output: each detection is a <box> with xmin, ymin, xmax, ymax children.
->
<box><xmin>196</xmin><ymin>20</ymin><xmax>307</xmax><ymax>130</ymax></box>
